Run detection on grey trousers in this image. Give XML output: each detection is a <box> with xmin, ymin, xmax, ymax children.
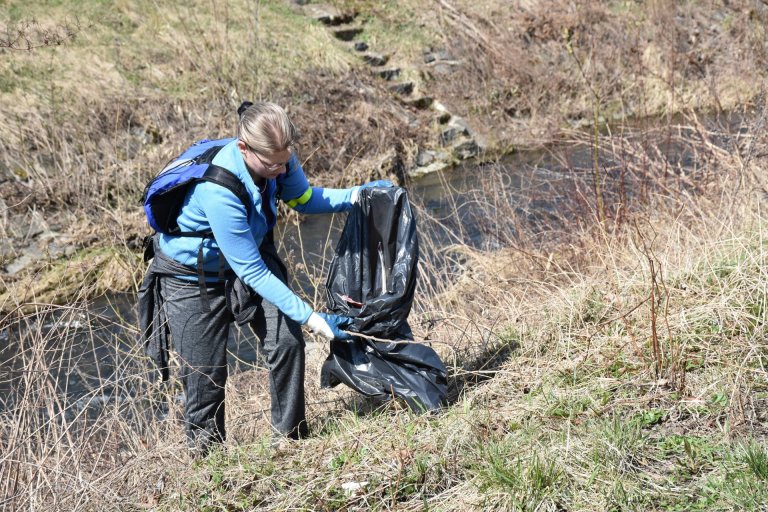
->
<box><xmin>159</xmin><ymin>244</ymin><xmax>307</xmax><ymax>453</ymax></box>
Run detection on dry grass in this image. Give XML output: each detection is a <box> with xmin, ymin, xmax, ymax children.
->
<box><xmin>2</xmin><ymin>1</ymin><xmax>768</xmax><ymax>510</ymax></box>
<box><xmin>141</xmin><ymin>135</ymin><xmax>767</xmax><ymax>511</ymax></box>
<box><xmin>2</xmin><ymin>110</ymin><xmax>767</xmax><ymax>510</ymax></box>
<box><xmin>0</xmin><ymin>0</ymin><xmax>434</xmax><ymax>309</ymax></box>
<box><xmin>416</xmin><ymin>0</ymin><xmax>768</xmax><ymax>148</ymax></box>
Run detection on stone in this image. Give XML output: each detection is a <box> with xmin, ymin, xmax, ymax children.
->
<box><xmin>431</xmin><ymin>63</ymin><xmax>455</xmax><ymax>75</ymax></box>
<box><xmin>0</xmin><ymin>238</ymin><xmax>15</xmax><ymax>265</ymax></box>
<box><xmin>376</xmin><ymin>68</ymin><xmax>400</xmax><ymax>81</ymax></box>
<box><xmin>331</xmin><ymin>26</ymin><xmax>363</xmax><ymax>41</ymax></box>
<box><xmin>362</xmin><ymin>53</ymin><xmax>389</xmax><ymax>66</ymax></box>
<box><xmin>44</xmin><ymin>234</ymin><xmax>76</xmax><ymax>259</ymax></box>
<box><xmin>432</xmin><ymin>101</ymin><xmax>449</xmax><ymax>113</ymax></box>
<box><xmin>448</xmin><ymin>117</ymin><xmax>471</xmax><ymax>136</ymax></box>
<box><xmin>302</xmin><ymin>4</ymin><xmax>354</xmax><ymax>25</ymax></box>
<box><xmin>451</xmin><ymin>138</ymin><xmax>481</xmax><ymax>159</ymax></box>
<box><xmin>25</xmin><ymin>210</ymin><xmax>48</xmax><ymax>239</ymax></box>
<box><xmin>423</xmin><ymin>49</ymin><xmax>455</xmax><ymax>63</ymax></box>
<box><xmin>5</xmin><ymin>250</ymin><xmax>40</xmax><ymax>276</ymax></box>
<box><xmin>402</xmin><ymin>96</ymin><xmax>433</xmax><ymax>109</ymax></box>
<box><xmin>415</xmin><ymin>150</ymin><xmax>450</xmax><ymax>167</ymax></box>
<box><xmin>408</xmin><ymin>160</ymin><xmax>451</xmax><ymax>179</ymax></box>
<box><xmin>388</xmin><ymin>82</ymin><xmax>414</xmax><ymax>96</ymax></box>
<box><xmin>416</xmin><ymin>150</ymin><xmax>436</xmax><ymax>167</ymax></box>
<box><xmin>439</xmin><ymin>127</ymin><xmax>460</xmax><ymax>146</ymax></box>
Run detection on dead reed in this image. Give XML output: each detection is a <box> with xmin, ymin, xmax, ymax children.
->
<box><xmin>2</xmin><ymin>110</ymin><xmax>766</xmax><ymax>510</ymax></box>
<box><xmin>2</xmin><ymin>1</ymin><xmax>768</xmax><ymax>509</ymax></box>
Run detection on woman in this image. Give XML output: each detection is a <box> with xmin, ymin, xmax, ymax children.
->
<box><xmin>141</xmin><ymin>101</ymin><xmax>390</xmax><ymax>454</ymax></box>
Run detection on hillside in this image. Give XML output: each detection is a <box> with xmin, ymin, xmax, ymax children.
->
<box><xmin>1</xmin><ymin>1</ymin><xmax>767</xmax><ymax>510</ymax></box>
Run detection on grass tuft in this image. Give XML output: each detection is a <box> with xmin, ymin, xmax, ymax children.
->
<box><xmin>741</xmin><ymin>441</ymin><xmax>768</xmax><ymax>481</ymax></box>
<box><xmin>474</xmin><ymin>446</ymin><xmax>567</xmax><ymax>511</ymax></box>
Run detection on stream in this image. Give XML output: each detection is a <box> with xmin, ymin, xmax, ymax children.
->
<box><xmin>0</xmin><ymin>117</ymin><xmax>737</xmax><ymax>417</ymax></box>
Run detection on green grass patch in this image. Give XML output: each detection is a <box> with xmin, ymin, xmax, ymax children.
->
<box><xmin>593</xmin><ymin>414</ymin><xmax>647</xmax><ymax>474</ymax></box>
<box><xmin>740</xmin><ymin>441</ymin><xmax>768</xmax><ymax>481</ymax></box>
<box><xmin>545</xmin><ymin>392</ymin><xmax>591</xmax><ymax>421</ymax></box>
<box><xmin>473</xmin><ymin>443</ymin><xmax>568</xmax><ymax>511</ymax></box>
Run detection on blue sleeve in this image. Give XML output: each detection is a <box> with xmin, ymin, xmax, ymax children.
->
<box><xmin>280</xmin><ymin>154</ymin><xmax>354</xmax><ymax>214</ymax></box>
<box><xmin>294</xmin><ymin>187</ymin><xmax>355</xmax><ymax>214</ymax></box>
<box><xmin>199</xmin><ymin>182</ymin><xmax>314</xmax><ymax>324</ymax></box>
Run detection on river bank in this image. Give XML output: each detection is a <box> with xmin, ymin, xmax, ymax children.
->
<box><xmin>2</xmin><ymin>1</ymin><xmax>768</xmax><ymax>510</ymax></box>
<box><xmin>2</xmin><ymin>106</ymin><xmax>767</xmax><ymax>509</ymax></box>
<box><xmin>2</xmin><ymin>0</ymin><xmax>767</xmax><ymax>309</ymax></box>
<box><xmin>3</xmin><ymin>135</ymin><xmax>766</xmax><ymax>510</ymax></box>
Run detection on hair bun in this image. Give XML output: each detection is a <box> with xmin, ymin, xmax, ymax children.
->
<box><xmin>237</xmin><ymin>101</ymin><xmax>254</xmax><ymax>117</ymax></box>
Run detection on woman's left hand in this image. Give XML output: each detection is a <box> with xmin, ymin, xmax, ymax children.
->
<box><xmin>351</xmin><ymin>180</ymin><xmax>395</xmax><ymax>203</ymax></box>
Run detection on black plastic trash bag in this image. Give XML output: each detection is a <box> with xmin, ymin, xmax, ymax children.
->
<box><xmin>320</xmin><ymin>335</ymin><xmax>448</xmax><ymax>411</ymax></box>
<box><xmin>320</xmin><ymin>187</ymin><xmax>447</xmax><ymax>411</ymax></box>
<box><xmin>325</xmin><ymin>186</ymin><xmax>418</xmax><ymax>337</ymax></box>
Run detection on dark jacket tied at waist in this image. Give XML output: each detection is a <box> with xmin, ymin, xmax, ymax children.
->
<box><xmin>137</xmin><ymin>236</ymin><xmax>266</xmax><ymax>381</ymax></box>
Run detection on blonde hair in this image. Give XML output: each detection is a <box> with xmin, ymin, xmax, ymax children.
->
<box><xmin>237</xmin><ymin>102</ymin><xmax>298</xmax><ymax>154</ymax></box>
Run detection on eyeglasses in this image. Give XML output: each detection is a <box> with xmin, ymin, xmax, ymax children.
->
<box><xmin>243</xmin><ymin>142</ymin><xmax>288</xmax><ymax>171</ymax></box>
<box><xmin>253</xmin><ymin>151</ymin><xmax>285</xmax><ymax>171</ymax></box>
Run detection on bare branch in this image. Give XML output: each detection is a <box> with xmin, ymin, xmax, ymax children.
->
<box><xmin>0</xmin><ymin>17</ymin><xmax>83</xmax><ymax>51</ymax></box>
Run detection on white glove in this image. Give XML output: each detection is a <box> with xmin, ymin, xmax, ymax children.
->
<box><xmin>349</xmin><ymin>186</ymin><xmax>362</xmax><ymax>204</ymax></box>
<box><xmin>305</xmin><ymin>312</ymin><xmax>335</xmax><ymax>340</ymax></box>
<box><xmin>305</xmin><ymin>312</ymin><xmax>353</xmax><ymax>341</ymax></box>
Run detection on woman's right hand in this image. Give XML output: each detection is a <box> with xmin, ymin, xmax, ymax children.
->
<box><xmin>305</xmin><ymin>312</ymin><xmax>353</xmax><ymax>341</ymax></box>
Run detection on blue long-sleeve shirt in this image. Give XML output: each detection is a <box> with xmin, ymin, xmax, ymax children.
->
<box><xmin>158</xmin><ymin>139</ymin><xmax>355</xmax><ymax>324</ymax></box>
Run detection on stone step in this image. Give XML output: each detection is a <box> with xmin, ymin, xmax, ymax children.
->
<box><xmin>331</xmin><ymin>26</ymin><xmax>363</xmax><ymax>41</ymax></box>
<box><xmin>432</xmin><ymin>100</ymin><xmax>452</xmax><ymax>124</ymax></box>
<box><xmin>362</xmin><ymin>53</ymin><xmax>389</xmax><ymax>66</ymax></box>
<box><xmin>302</xmin><ymin>4</ymin><xmax>355</xmax><ymax>26</ymax></box>
<box><xmin>448</xmin><ymin>117</ymin><xmax>472</xmax><ymax>135</ymax></box>
<box><xmin>439</xmin><ymin>126</ymin><xmax>461</xmax><ymax>146</ymax></box>
<box><xmin>408</xmin><ymin>160</ymin><xmax>450</xmax><ymax>179</ymax></box>
<box><xmin>375</xmin><ymin>68</ymin><xmax>400</xmax><ymax>81</ymax></box>
<box><xmin>423</xmin><ymin>50</ymin><xmax>456</xmax><ymax>63</ymax></box>
<box><xmin>416</xmin><ymin>149</ymin><xmax>450</xmax><ymax>167</ymax></box>
<box><xmin>401</xmin><ymin>96</ymin><xmax>434</xmax><ymax>109</ymax></box>
<box><xmin>423</xmin><ymin>60</ymin><xmax>460</xmax><ymax>77</ymax></box>
<box><xmin>438</xmin><ymin>116</ymin><xmax>473</xmax><ymax>145</ymax></box>
<box><xmin>451</xmin><ymin>137</ymin><xmax>481</xmax><ymax>160</ymax></box>
<box><xmin>388</xmin><ymin>82</ymin><xmax>414</xmax><ymax>96</ymax></box>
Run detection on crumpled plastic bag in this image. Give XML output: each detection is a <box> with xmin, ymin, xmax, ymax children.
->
<box><xmin>320</xmin><ymin>187</ymin><xmax>447</xmax><ymax>411</ymax></box>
